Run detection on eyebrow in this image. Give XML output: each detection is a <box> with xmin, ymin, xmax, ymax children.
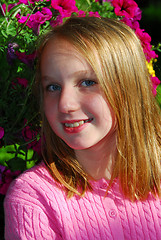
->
<box><xmin>41</xmin><ymin>70</ymin><xmax>97</xmax><ymax>82</ymax></box>
<box><xmin>41</xmin><ymin>76</ymin><xmax>55</xmax><ymax>82</ymax></box>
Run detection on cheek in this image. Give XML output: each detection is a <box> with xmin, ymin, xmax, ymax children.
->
<box><xmin>43</xmin><ymin>97</ymin><xmax>57</xmax><ymax>120</ymax></box>
<box><xmin>86</xmin><ymin>94</ymin><xmax>113</xmax><ymax>121</ymax></box>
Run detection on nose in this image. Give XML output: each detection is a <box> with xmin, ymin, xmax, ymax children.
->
<box><xmin>58</xmin><ymin>86</ymin><xmax>80</xmax><ymax>113</ymax></box>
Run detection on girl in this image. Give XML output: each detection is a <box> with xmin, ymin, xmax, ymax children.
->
<box><xmin>4</xmin><ymin>17</ymin><xmax>161</xmax><ymax>239</ymax></box>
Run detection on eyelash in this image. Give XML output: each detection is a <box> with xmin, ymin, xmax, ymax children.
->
<box><xmin>45</xmin><ymin>79</ymin><xmax>97</xmax><ymax>92</ymax></box>
<box><xmin>80</xmin><ymin>79</ymin><xmax>97</xmax><ymax>87</ymax></box>
<box><xmin>46</xmin><ymin>84</ymin><xmax>61</xmax><ymax>92</ymax></box>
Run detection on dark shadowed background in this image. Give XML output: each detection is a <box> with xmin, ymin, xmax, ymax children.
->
<box><xmin>135</xmin><ymin>0</ymin><xmax>161</xmax><ymax>79</ymax></box>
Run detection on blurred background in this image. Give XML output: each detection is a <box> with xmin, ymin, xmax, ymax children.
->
<box><xmin>137</xmin><ymin>0</ymin><xmax>161</xmax><ymax>43</ymax></box>
<box><xmin>135</xmin><ymin>0</ymin><xmax>161</xmax><ymax>79</ymax></box>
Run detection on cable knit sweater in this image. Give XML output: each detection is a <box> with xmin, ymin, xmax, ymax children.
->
<box><xmin>4</xmin><ymin>162</ymin><xmax>161</xmax><ymax>240</ymax></box>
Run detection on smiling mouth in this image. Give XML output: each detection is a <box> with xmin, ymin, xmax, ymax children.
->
<box><xmin>64</xmin><ymin>118</ymin><xmax>93</xmax><ymax>128</ymax></box>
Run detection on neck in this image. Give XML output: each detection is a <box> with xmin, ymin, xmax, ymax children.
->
<box><xmin>75</xmin><ymin>131</ymin><xmax>117</xmax><ymax>180</ymax></box>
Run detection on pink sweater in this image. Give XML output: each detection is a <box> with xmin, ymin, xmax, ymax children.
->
<box><xmin>4</xmin><ymin>162</ymin><xmax>161</xmax><ymax>239</ymax></box>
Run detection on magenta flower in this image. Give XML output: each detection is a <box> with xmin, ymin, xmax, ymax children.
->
<box><xmin>122</xmin><ymin>7</ymin><xmax>142</xmax><ymax>30</ymax></box>
<box><xmin>11</xmin><ymin>77</ymin><xmax>28</xmax><ymax>91</ymax></box>
<box><xmin>0</xmin><ymin>127</ymin><xmax>4</xmax><ymax>139</ymax></box>
<box><xmin>18</xmin><ymin>7</ymin><xmax>52</xmax><ymax>34</ymax></box>
<box><xmin>1</xmin><ymin>3</ymin><xmax>18</xmax><ymax>15</ymax></box>
<box><xmin>122</xmin><ymin>17</ymin><xmax>139</xmax><ymax>29</ymax></box>
<box><xmin>88</xmin><ymin>11</ymin><xmax>100</xmax><ymax>17</ymax></box>
<box><xmin>50</xmin><ymin>15</ymin><xmax>63</xmax><ymax>27</ymax></box>
<box><xmin>18</xmin><ymin>0</ymin><xmax>41</xmax><ymax>4</ymax></box>
<box><xmin>0</xmin><ymin>165</ymin><xmax>21</xmax><ymax>195</ymax></box>
<box><xmin>51</xmin><ymin>0</ymin><xmax>78</xmax><ymax>17</ymax></box>
<box><xmin>112</xmin><ymin>0</ymin><xmax>138</xmax><ymax>18</ymax></box>
<box><xmin>18</xmin><ymin>0</ymin><xmax>28</xmax><ymax>4</ymax></box>
<box><xmin>29</xmin><ymin>0</ymin><xmax>40</xmax><ymax>3</ymax></box>
<box><xmin>135</xmin><ymin>28</ymin><xmax>158</xmax><ymax>62</ymax></box>
<box><xmin>77</xmin><ymin>10</ymin><xmax>100</xmax><ymax>18</ymax></box>
<box><xmin>41</xmin><ymin>7</ymin><xmax>52</xmax><ymax>18</ymax></box>
<box><xmin>17</xmin><ymin>77</ymin><xmax>28</xmax><ymax>88</ymax></box>
<box><xmin>133</xmin><ymin>7</ymin><xmax>142</xmax><ymax>21</ymax></box>
<box><xmin>16</xmin><ymin>51</ymin><xmax>36</xmax><ymax>67</ymax></box>
<box><xmin>77</xmin><ymin>10</ymin><xmax>86</xmax><ymax>17</ymax></box>
<box><xmin>151</xmin><ymin>76</ymin><xmax>161</xmax><ymax>96</ymax></box>
<box><xmin>22</xmin><ymin>120</ymin><xmax>41</xmax><ymax>155</ymax></box>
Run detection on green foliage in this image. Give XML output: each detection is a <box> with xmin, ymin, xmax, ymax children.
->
<box><xmin>0</xmin><ymin>144</ymin><xmax>36</xmax><ymax>171</ymax></box>
<box><xmin>0</xmin><ymin>1</ymin><xmax>40</xmax><ymax>169</ymax></box>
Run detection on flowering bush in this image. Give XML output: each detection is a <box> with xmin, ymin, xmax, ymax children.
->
<box><xmin>0</xmin><ymin>165</ymin><xmax>21</xmax><ymax>195</ymax></box>
<box><xmin>0</xmin><ymin>0</ymin><xmax>161</xmax><ymax>195</ymax></box>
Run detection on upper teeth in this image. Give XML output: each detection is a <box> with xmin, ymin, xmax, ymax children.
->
<box><xmin>64</xmin><ymin>120</ymin><xmax>84</xmax><ymax>128</ymax></box>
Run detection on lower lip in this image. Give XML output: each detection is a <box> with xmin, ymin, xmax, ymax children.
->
<box><xmin>63</xmin><ymin>121</ymin><xmax>92</xmax><ymax>134</ymax></box>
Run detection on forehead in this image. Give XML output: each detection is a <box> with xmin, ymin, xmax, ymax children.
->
<box><xmin>40</xmin><ymin>38</ymin><xmax>97</xmax><ymax>79</ymax></box>
<box><xmin>41</xmin><ymin>38</ymin><xmax>94</xmax><ymax>67</ymax></box>
<box><xmin>41</xmin><ymin>38</ymin><xmax>80</xmax><ymax>59</ymax></box>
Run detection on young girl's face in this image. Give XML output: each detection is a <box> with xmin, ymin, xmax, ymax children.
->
<box><xmin>41</xmin><ymin>38</ymin><xmax>116</xmax><ymax>150</ymax></box>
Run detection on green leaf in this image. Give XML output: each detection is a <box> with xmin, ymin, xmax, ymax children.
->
<box><xmin>9</xmin><ymin>3</ymin><xmax>32</xmax><ymax>16</ymax></box>
<box><xmin>0</xmin><ymin>145</ymin><xmax>15</xmax><ymax>166</ymax></box>
<box><xmin>0</xmin><ymin>144</ymin><xmax>36</xmax><ymax>166</ymax></box>
<box><xmin>6</xmin><ymin>21</ymin><xmax>17</xmax><ymax>36</ymax></box>
<box><xmin>1</xmin><ymin>30</ymin><xmax>8</xmax><ymax>38</ymax></box>
<box><xmin>11</xmin><ymin>8</ymin><xmax>22</xmax><ymax>19</ymax></box>
<box><xmin>156</xmin><ymin>84</ymin><xmax>161</xmax><ymax>107</ymax></box>
<box><xmin>26</xmin><ymin>159</ymin><xmax>37</xmax><ymax>169</ymax></box>
<box><xmin>7</xmin><ymin>157</ymin><xmax>26</xmax><ymax>171</ymax></box>
<box><xmin>76</xmin><ymin>0</ymin><xmax>90</xmax><ymax>11</ymax></box>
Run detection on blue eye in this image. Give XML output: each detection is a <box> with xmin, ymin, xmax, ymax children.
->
<box><xmin>81</xmin><ymin>80</ymin><xmax>96</xmax><ymax>87</ymax></box>
<box><xmin>47</xmin><ymin>84</ymin><xmax>61</xmax><ymax>92</ymax></box>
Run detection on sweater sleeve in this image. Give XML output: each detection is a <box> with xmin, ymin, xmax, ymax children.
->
<box><xmin>4</xmin><ymin>163</ymin><xmax>63</xmax><ymax>240</ymax></box>
<box><xmin>4</xmin><ymin>200</ymin><xmax>62</xmax><ymax>240</ymax></box>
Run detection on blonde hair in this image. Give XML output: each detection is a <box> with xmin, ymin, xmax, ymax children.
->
<box><xmin>36</xmin><ymin>17</ymin><xmax>161</xmax><ymax>200</ymax></box>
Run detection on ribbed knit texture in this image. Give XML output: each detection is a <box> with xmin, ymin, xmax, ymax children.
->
<box><xmin>4</xmin><ymin>162</ymin><xmax>161</xmax><ymax>239</ymax></box>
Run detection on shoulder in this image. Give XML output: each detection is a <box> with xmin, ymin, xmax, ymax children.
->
<box><xmin>4</xmin><ymin>162</ymin><xmax>64</xmax><ymax>239</ymax></box>
<box><xmin>4</xmin><ymin>161</ymin><xmax>66</xmax><ymax>209</ymax></box>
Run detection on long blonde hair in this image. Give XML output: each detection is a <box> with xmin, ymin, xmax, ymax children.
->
<box><xmin>36</xmin><ymin>17</ymin><xmax>161</xmax><ymax>200</ymax></box>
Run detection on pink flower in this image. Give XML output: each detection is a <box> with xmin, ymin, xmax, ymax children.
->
<box><xmin>0</xmin><ymin>165</ymin><xmax>21</xmax><ymax>195</ymax></box>
<box><xmin>77</xmin><ymin>10</ymin><xmax>100</xmax><ymax>18</ymax></box>
<box><xmin>122</xmin><ymin>7</ymin><xmax>142</xmax><ymax>30</ymax></box>
<box><xmin>1</xmin><ymin>3</ymin><xmax>18</xmax><ymax>15</ymax></box>
<box><xmin>17</xmin><ymin>77</ymin><xmax>28</xmax><ymax>88</ymax></box>
<box><xmin>51</xmin><ymin>0</ymin><xmax>78</xmax><ymax>17</ymax></box>
<box><xmin>50</xmin><ymin>15</ymin><xmax>63</xmax><ymax>27</ymax></box>
<box><xmin>18</xmin><ymin>0</ymin><xmax>40</xmax><ymax>5</ymax></box>
<box><xmin>12</xmin><ymin>77</ymin><xmax>28</xmax><ymax>89</ymax></box>
<box><xmin>77</xmin><ymin>10</ymin><xmax>86</xmax><ymax>17</ymax></box>
<box><xmin>18</xmin><ymin>0</ymin><xmax>28</xmax><ymax>4</ymax></box>
<box><xmin>133</xmin><ymin>7</ymin><xmax>142</xmax><ymax>21</ymax></box>
<box><xmin>22</xmin><ymin>120</ymin><xmax>41</xmax><ymax>155</ymax></box>
<box><xmin>112</xmin><ymin>0</ymin><xmax>138</xmax><ymax>18</ymax></box>
<box><xmin>18</xmin><ymin>8</ymin><xmax>52</xmax><ymax>34</ymax></box>
<box><xmin>0</xmin><ymin>127</ymin><xmax>4</xmax><ymax>139</ymax></box>
<box><xmin>122</xmin><ymin>17</ymin><xmax>136</xmax><ymax>29</ymax></box>
<box><xmin>16</xmin><ymin>51</ymin><xmax>36</xmax><ymax>67</ymax></box>
<box><xmin>28</xmin><ymin>0</ymin><xmax>41</xmax><ymax>4</ymax></box>
<box><xmin>151</xmin><ymin>76</ymin><xmax>161</xmax><ymax>96</ymax></box>
<box><xmin>88</xmin><ymin>11</ymin><xmax>100</xmax><ymax>17</ymax></box>
<box><xmin>135</xmin><ymin>28</ymin><xmax>158</xmax><ymax>62</ymax></box>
